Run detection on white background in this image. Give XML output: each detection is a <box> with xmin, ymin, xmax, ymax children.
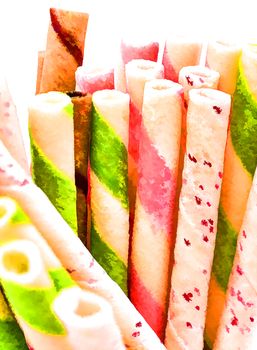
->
<box><xmin>0</xmin><ymin>0</ymin><xmax>257</xmax><ymax>348</ymax></box>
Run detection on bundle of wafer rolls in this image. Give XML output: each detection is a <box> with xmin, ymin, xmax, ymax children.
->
<box><xmin>2</xmin><ymin>4</ymin><xmax>257</xmax><ymax>349</ymax></box>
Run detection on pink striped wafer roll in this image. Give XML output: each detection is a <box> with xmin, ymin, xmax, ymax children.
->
<box><xmin>75</xmin><ymin>66</ymin><xmax>114</xmax><ymax>94</ymax></box>
<box><xmin>213</xmin><ymin>167</ymin><xmax>257</xmax><ymax>350</ymax></box>
<box><xmin>130</xmin><ymin>79</ymin><xmax>183</xmax><ymax>340</ymax></box>
<box><xmin>115</xmin><ymin>40</ymin><xmax>159</xmax><ymax>92</ymax></box>
<box><xmin>165</xmin><ymin>88</ymin><xmax>230</xmax><ymax>350</ymax></box>
<box><xmin>162</xmin><ymin>36</ymin><xmax>202</xmax><ymax>82</ymax></box>
<box><xmin>125</xmin><ymin>59</ymin><xmax>163</xmax><ymax>228</ymax></box>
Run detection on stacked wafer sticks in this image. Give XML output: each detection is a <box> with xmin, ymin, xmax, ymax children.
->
<box><xmin>1</xmin><ymin>5</ymin><xmax>257</xmax><ymax>350</ymax></box>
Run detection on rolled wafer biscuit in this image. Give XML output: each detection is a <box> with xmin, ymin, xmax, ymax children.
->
<box><xmin>54</xmin><ymin>288</ymin><xmax>125</xmax><ymax>350</ymax></box>
<box><xmin>0</xmin><ymin>78</ymin><xmax>29</xmax><ymax>174</ymax></box>
<box><xmin>0</xmin><ymin>289</ymin><xmax>28</xmax><ymax>350</ymax></box>
<box><xmin>213</xmin><ymin>167</ymin><xmax>257</xmax><ymax>349</ymax></box>
<box><xmin>67</xmin><ymin>92</ymin><xmax>92</xmax><ymax>244</ymax></box>
<box><xmin>115</xmin><ymin>40</ymin><xmax>159</xmax><ymax>92</ymax></box>
<box><xmin>0</xmin><ymin>197</ymin><xmax>125</xmax><ymax>350</ymax></box>
<box><xmin>130</xmin><ymin>79</ymin><xmax>183</xmax><ymax>340</ymax></box>
<box><xmin>165</xmin><ymin>88</ymin><xmax>230</xmax><ymax>350</ymax></box>
<box><xmin>206</xmin><ymin>40</ymin><xmax>241</xmax><ymax>94</ymax></box>
<box><xmin>75</xmin><ymin>66</ymin><xmax>114</xmax><ymax>94</ymax></box>
<box><xmin>0</xmin><ymin>141</ymin><xmax>166</xmax><ymax>350</ymax></box>
<box><xmin>162</xmin><ymin>36</ymin><xmax>202</xmax><ymax>82</ymax></box>
<box><xmin>205</xmin><ymin>45</ymin><xmax>257</xmax><ymax>348</ymax></box>
<box><xmin>179</xmin><ymin>65</ymin><xmax>220</xmax><ymax>101</ymax></box>
<box><xmin>125</xmin><ymin>59</ymin><xmax>163</xmax><ymax>229</ymax></box>
<box><xmin>35</xmin><ymin>51</ymin><xmax>45</xmax><ymax>95</ymax></box>
<box><xmin>29</xmin><ymin>92</ymin><xmax>77</xmax><ymax>233</ymax></box>
<box><xmin>90</xmin><ymin>89</ymin><xmax>129</xmax><ymax>294</ymax></box>
<box><xmin>39</xmin><ymin>8</ymin><xmax>89</xmax><ymax>93</ymax></box>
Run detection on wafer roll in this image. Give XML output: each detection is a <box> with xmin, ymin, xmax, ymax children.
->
<box><xmin>130</xmin><ymin>79</ymin><xmax>183</xmax><ymax>340</ymax></box>
<box><xmin>179</xmin><ymin>66</ymin><xmax>220</xmax><ymax>101</ymax></box>
<box><xmin>162</xmin><ymin>36</ymin><xmax>202</xmax><ymax>82</ymax></box>
<box><xmin>165</xmin><ymin>89</ymin><xmax>230</xmax><ymax>350</ymax></box>
<box><xmin>213</xmin><ymin>167</ymin><xmax>257</xmax><ymax>349</ymax></box>
<box><xmin>67</xmin><ymin>92</ymin><xmax>92</xmax><ymax>244</ymax></box>
<box><xmin>115</xmin><ymin>40</ymin><xmax>159</xmax><ymax>92</ymax></box>
<box><xmin>125</xmin><ymin>59</ymin><xmax>163</xmax><ymax>228</ymax></box>
<box><xmin>205</xmin><ymin>45</ymin><xmax>257</xmax><ymax>348</ymax></box>
<box><xmin>75</xmin><ymin>67</ymin><xmax>114</xmax><ymax>94</ymax></box>
<box><xmin>0</xmin><ymin>141</ymin><xmax>166</xmax><ymax>350</ymax></box>
<box><xmin>0</xmin><ymin>289</ymin><xmax>28</xmax><ymax>350</ymax></box>
<box><xmin>0</xmin><ymin>78</ymin><xmax>29</xmax><ymax>174</ymax></box>
<box><xmin>39</xmin><ymin>8</ymin><xmax>88</xmax><ymax>93</ymax></box>
<box><xmin>90</xmin><ymin>90</ymin><xmax>129</xmax><ymax>294</ymax></box>
<box><xmin>0</xmin><ymin>197</ymin><xmax>125</xmax><ymax>350</ymax></box>
<box><xmin>36</xmin><ymin>51</ymin><xmax>45</xmax><ymax>94</ymax></box>
<box><xmin>29</xmin><ymin>92</ymin><xmax>77</xmax><ymax>233</ymax></box>
<box><xmin>206</xmin><ymin>41</ymin><xmax>241</xmax><ymax>94</ymax></box>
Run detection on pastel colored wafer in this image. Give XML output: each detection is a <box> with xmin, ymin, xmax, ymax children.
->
<box><xmin>130</xmin><ymin>79</ymin><xmax>183</xmax><ymax>340</ymax></box>
<box><xmin>0</xmin><ymin>197</ymin><xmax>125</xmax><ymax>350</ymax></box>
<box><xmin>67</xmin><ymin>92</ymin><xmax>92</xmax><ymax>244</ymax></box>
<box><xmin>213</xmin><ymin>166</ymin><xmax>257</xmax><ymax>349</ymax></box>
<box><xmin>205</xmin><ymin>45</ymin><xmax>257</xmax><ymax>348</ymax></box>
<box><xmin>75</xmin><ymin>66</ymin><xmax>114</xmax><ymax>94</ymax></box>
<box><xmin>39</xmin><ymin>8</ymin><xmax>88</xmax><ymax>93</ymax></box>
<box><xmin>179</xmin><ymin>65</ymin><xmax>220</xmax><ymax>101</ymax></box>
<box><xmin>0</xmin><ymin>78</ymin><xmax>29</xmax><ymax>174</ymax></box>
<box><xmin>35</xmin><ymin>51</ymin><xmax>45</xmax><ymax>94</ymax></box>
<box><xmin>0</xmin><ymin>141</ymin><xmax>166</xmax><ymax>350</ymax></box>
<box><xmin>90</xmin><ymin>89</ymin><xmax>130</xmax><ymax>294</ymax></box>
<box><xmin>206</xmin><ymin>41</ymin><xmax>242</xmax><ymax>94</ymax></box>
<box><xmin>29</xmin><ymin>92</ymin><xmax>77</xmax><ymax>233</ymax></box>
<box><xmin>162</xmin><ymin>36</ymin><xmax>202</xmax><ymax>82</ymax></box>
<box><xmin>165</xmin><ymin>88</ymin><xmax>230</xmax><ymax>350</ymax></box>
<box><xmin>125</xmin><ymin>59</ymin><xmax>163</xmax><ymax>229</ymax></box>
<box><xmin>0</xmin><ymin>289</ymin><xmax>28</xmax><ymax>350</ymax></box>
<box><xmin>115</xmin><ymin>40</ymin><xmax>159</xmax><ymax>92</ymax></box>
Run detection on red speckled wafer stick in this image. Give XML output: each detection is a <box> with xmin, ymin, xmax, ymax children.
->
<box><xmin>213</xmin><ymin>168</ymin><xmax>257</xmax><ymax>350</ymax></box>
<box><xmin>162</xmin><ymin>36</ymin><xmax>202</xmax><ymax>82</ymax></box>
<box><xmin>39</xmin><ymin>8</ymin><xmax>88</xmax><ymax>93</ymax></box>
<box><xmin>165</xmin><ymin>89</ymin><xmax>230</xmax><ymax>350</ymax></box>
<box><xmin>75</xmin><ymin>66</ymin><xmax>114</xmax><ymax>94</ymax></box>
<box><xmin>115</xmin><ymin>40</ymin><xmax>159</xmax><ymax>92</ymax></box>
<box><xmin>130</xmin><ymin>79</ymin><xmax>183</xmax><ymax>340</ymax></box>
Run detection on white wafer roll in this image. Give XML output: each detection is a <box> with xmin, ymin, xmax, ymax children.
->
<box><xmin>54</xmin><ymin>288</ymin><xmax>125</xmax><ymax>350</ymax></box>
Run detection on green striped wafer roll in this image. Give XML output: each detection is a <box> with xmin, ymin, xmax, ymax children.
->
<box><xmin>90</xmin><ymin>89</ymin><xmax>130</xmax><ymax>294</ymax></box>
<box><xmin>205</xmin><ymin>44</ymin><xmax>257</xmax><ymax>348</ymax></box>
<box><xmin>0</xmin><ymin>290</ymin><xmax>28</xmax><ymax>350</ymax></box>
<box><xmin>29</xmin><ymin>92</ymin><xmax>78</xmax><ymax>233</ymax></box>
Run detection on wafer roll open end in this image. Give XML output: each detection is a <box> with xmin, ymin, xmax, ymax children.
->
<box><xmin>0</xmin><ymin>240</ymin><xmax>45</xmax><ymax>287</ymax></box>
<box><xmin>54</xmin><ymin>288</ymin><xmax>125</xmax><ymax>349</ymax></box>
<box><xmin>189</xmin><ymin>87</ymin><xmax>231</xmax><ymax>112</ymax></box>
<box><xmin>29</xmin><ymin>91</ymin><xmax>72</xmax><ymax>114</ymax></box>
<box><xmin>0</xmin><ymin>197</ymin><xmax>16</xmax><ymax>229</ymax></box>
<box><xmin>179</xmin><ymin>65</ymin><xmax>220</xmax><ymax>100</ymax></box>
